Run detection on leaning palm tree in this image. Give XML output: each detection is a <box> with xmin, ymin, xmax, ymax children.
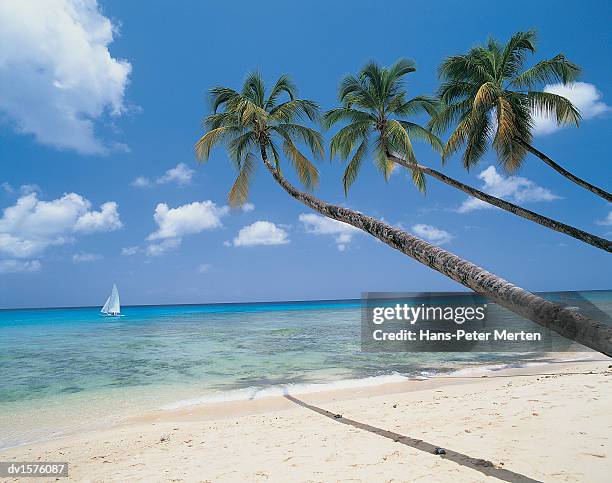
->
<box><xmin>195</xmin><ymin>72</ymin><xmax>612</xmax><ymax>356</ymax></box>
<box><xmin>324</xmin><ymin>59</ymin><xmax>610</xmax><ymax>252</ymax></box>
<box><xmin>433</xmin><ymin>30</ymin><xmax>611</xmax><ymax>202</ymax></box>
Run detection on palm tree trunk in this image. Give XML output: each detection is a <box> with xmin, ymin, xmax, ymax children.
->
<box><xmin>386</xmin><ymin>154</ymin><xmax>611</xmax><ymax>253</ymax></box>
<box><xmin>259</xmin><ymin>150</ymin><xmax>612</xmax><ymax>356</ymax></box>
<box><xmin>515</xmin><ymin>137</ymin><xmax>612</xmax><ymax>203</ymax></box>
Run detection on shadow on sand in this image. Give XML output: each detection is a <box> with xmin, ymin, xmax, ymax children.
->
<box><xmin>284</xmin><ymin>394</ymin><xmax>541</xmax><ymax>483</ymax></box>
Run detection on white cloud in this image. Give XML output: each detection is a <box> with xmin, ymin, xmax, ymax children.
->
<box><xmin>232</xmin><ymin>221</ymin><xmax>289</xmax><ymax>247</ymax></box>
<box><xmin>74</xmin><ymin>202</ymin><xmax>122</xmax><ymax>233</ymax></box>
<box><xmin>145</xmin><ymin>200</ymin><xmax>228</xmax><ymax>255</ymax></box>
<box><xmin>1</xmin><ymin>182</ymin><xmax>13</xmax><ymax>194</ymax></box>
<box><xmin>131</xmin><ymin>176</ymin><xmax>152</xmax><ymax>188</ymax></box>
<box><xmin>241</xmin><ymin>202</ymin><xmax>255</xmax><ymax>213</ymax></box>
<box><xmin>156</xmin><ymin>163</ymin><xmax>195</xmax><ymax>186</ymax></box>
<box><xmin>456</xmin><ymin>166</ymin><xmax>559</xmax><ymax>213</ymax></box>
<box><xmin>299</xmin><ymin>213</ymin><xmax>361</xmax><ymax>251</ymax></box>
<box><xmin>121</xmin><ymin>246</ymin><xmax>139</xmax><ymax>256</ymax></box>
<box><xmin>72</xmin><ymin>252</ymin><xmax>102</xmax><ymax>263</ymax></box>
<box><xmin>197</xmin><ymin>263</ymin><xmax>211</xmax><ymax>273</ymax></box>
<box><xmin>0</xmin><ymin>192</ymin><xmax>122</xmax><ymax>258</ymax></box>
<box><xmin>132</xmin><ymin>163</ymin><xmax>196</xmax><ymax>189</ymax></box>
<box><xmin>0</xmin><ymin>259</ymin><xmax>41</xmax><ymax>274</ymax></box>
<box><xmin>148</xmin><ymin>201</ymin><xmax>227</xmax><ymax>241</ymax></box>
<box><xmin>533</xmin><ymin>82</ymin><xmax>611</xmax><ymax>135</ymax></box>
<box><xmin>146</xmin><ymin>238</ymin><xmax>180</xmax><ymax>257</ymax></box>
<box><xmin>596</xmin><ymin>211</ymin><xmax>612</xmax><ymax>226</ymax></box>
<box><xmin>411</xmin><ymin>224</ymin><xmax>453</xmax><ymax>245</ymax></box>
<box><xmin>0</xmin><ymin>0</ymin><xmax>131</xmax><ymax>154</ymax></box>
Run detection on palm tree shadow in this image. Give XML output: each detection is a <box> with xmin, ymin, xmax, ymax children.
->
<box><xmin>284</xmin><ymin>395</ymin><xmax>541</xmax><ymax>483</ymax></box>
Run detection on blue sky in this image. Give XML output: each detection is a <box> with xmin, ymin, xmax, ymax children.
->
<box><xmin>0</xmin><ymin>0</ymin><xmax>610</xmax><ymax>308</ymax></box>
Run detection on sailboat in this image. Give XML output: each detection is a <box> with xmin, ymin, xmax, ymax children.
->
<box><xmin>101</xmin><ymin>284</ymin><xmax>122</xmax><ymax>316</ymax></box>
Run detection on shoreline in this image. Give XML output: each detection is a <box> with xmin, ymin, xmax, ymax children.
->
<box><xmin>0</xmin><ymin>354</ymin><xmax>602</xmax><ymax>452</ymax></box>
<box><xmin>129</xmin><ymin>355</ymin><xmax>605</xmax><ymax>424</ymax></box>
<box><xmin>2</xmin><ymin>358</ymin><xmax>610</xmax><ymax>481</ymax></box>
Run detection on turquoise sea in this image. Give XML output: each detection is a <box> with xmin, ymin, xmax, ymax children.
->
<box><xmin>1</xmin><ymin>292</ymin><xmax>610</xmax><ymax>449</ymax></box>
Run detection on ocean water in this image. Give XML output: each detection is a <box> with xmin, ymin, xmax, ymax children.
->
<box><xmin>1</xmin><ymin>292</ymin><xmax>610</xmax><ymax>449</ymax></box>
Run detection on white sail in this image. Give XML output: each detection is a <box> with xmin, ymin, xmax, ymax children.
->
<box><xmin>101</xmin><ymin>284</ymin><xmax>120</xmax><ymax>315</ymax></box>
<box><xmin>101</xmin><ymin>296</ymin><xmax>111</xmax><ymax>314</ymax></box>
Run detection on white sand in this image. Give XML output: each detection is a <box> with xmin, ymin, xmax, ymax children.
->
<box><xmin>2</xmin><ymin>360</ymin><xmax>611</xmax><ymax>482</ymax></box>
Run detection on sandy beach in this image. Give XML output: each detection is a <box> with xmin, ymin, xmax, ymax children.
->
<box><xmin>1</xmin><ymin>359</ymin><xmax>610</xmax><ymax>482</ymax></box>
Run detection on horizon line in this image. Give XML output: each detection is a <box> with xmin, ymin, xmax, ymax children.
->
<box><xmin>1</xmin><ymin>288</ymin><xmax>608</xmax><ymax>312</ymax></box>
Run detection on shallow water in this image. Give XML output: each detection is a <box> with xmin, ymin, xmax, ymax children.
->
<box><xmin>1</xmin><ymin>292</ymin><xmax>610</xmax><ymax>449</ymax></box>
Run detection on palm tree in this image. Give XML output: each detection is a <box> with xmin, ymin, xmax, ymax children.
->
<box><xmin>324</xmin><ymin>60</ymin><xmax>610</xmax><ymax>252</ymax></box>
<box><xmin>433</xmin><ymin>30</ymin><xmax>611</xmax><ymax>202</ymax></box>
<box><xmin>195</xmin><ymin>72</ymin><xmax>612</xmax><ymax>355</ymax></box>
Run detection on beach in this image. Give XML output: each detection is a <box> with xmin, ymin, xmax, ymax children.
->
<box><xmin>2</xmin><ymin>359</ymin><xmax>610</xmax><ymax>482</ymax></box>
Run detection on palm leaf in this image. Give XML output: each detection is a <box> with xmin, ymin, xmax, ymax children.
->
<box><xmin>510</xmin><ymin>54</ymin><xmax>581</xmax><ymax>88</ymax></box>
<box><xmin>265</xmin><ymin>74</ymin><xmax>296</xmax><ymax>110</ymax></box>
<box><xmin>527</xmin><ymin>90</ymin><xmax>581</xmax><ymax>126</ymax></box>
<box><xmin>228</xmin><ymin>152</ymin><xmax>256</xmax><ymax>207</ymax></box>
<box><xmin>282</xmin><ymin>138</ymin><xmax>319</xmax><ymax>189</ymax></box>
<box><xmin>342</xmin><ymin>137</ymin><xmax>368</xmax><ymax>194</ymax></box>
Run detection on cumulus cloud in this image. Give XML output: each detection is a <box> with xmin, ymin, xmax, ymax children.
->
<box><xmin>232</xmin><ymin>221</ymin><xmax>289</xmax><ymax>247</ymax></box>
<box><xmin>456</xmin><ymin>166</ymin><xmax>559</xmax><ymax>213</ymax></box>
<box><xmin>0</xmin><ymin>259</ymin><xmax>41</xmax><ymax>274</ymax></box>
<box><xmin>0</xmin><ymin>0</ymin><xmax>132</xmax><ymax>154</ymax></box>
<box><xmin>132</xmin><ymin>163</ymin><xmax>196</xmax><ymax>188</ymax></box>
<box><xmin>72</xmin><ymin>252</ymin><xmax>102</xmax><ymax>263</ymax></box>
<box><xmin>299</xmin><ymin>213</ymin><xmax>361</xmax><ymax>251</ymax></box>
<box><xmin>74</xmin><ymin>202</ymin><xmax>122</xmax><ymax>233</ymax></box>
<box><xmin>148</xmin><ymin>201</ymin><xmax>227</xmax><ymax>241</ymax></box>
<box><xmin>596</xmin><ymin>211</ymin><xmax>612</xmax><ymax>226</ymax></box>
<box><xmin>411</xmin><ymin>224</ymin><xmax>453</xmax><ymax>245</ymax></box>
<box><xmin>145</xmin><ymin>200</ymin><xmax>228</xmax><ymax>255</ymax></box>
<box><xmin>0</xmin><ymin>192</ymin><xmax>122</xmax><ymax>260</ymax></box>
<box><xmin>156</xmin><ymin>163</ymin><xmax>194</xmax><ymax>185</ymax></box>
<box><xmin>533</xmin><ymin>82</ymin><xmax>611</xmax><ymax>135</ymax></box>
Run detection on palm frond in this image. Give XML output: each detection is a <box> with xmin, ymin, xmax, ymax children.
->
<box><xmin>274</xmin><ymin>124</ymin><xmax>324</xmax><ymax>159</ymax></box>
<box><xmin>500</xmin><ymin>30</ymin><xmax>537</xmax><ymax>78</ymax></box>
<box><xmin>242</xmin><ymin>72</ymin><xmax>266</xmax><ymax>107</ymax></box>
<box><xmin>527</xmin><ymin>90</ymin><xmax>581</xmax><ymax>126</ymax></box>
<box><xmin>210</xmin><ymin>87</ymin><xmax>240</xmax><ymax>113</ymax></box>
<box><xmin>395</xmin><ymin>95</ymin><xmax>441</xmax><ymax>117</ymax></box>
<box><xmin>463</xmin><ymin>110</ymin><xmax>492</xmax><ymax>169</ymax></box>
<box><xmin>282</xmin><ymin>137</ymin><xmax>319</xmax><ymax>189</ymax></box>
<box><xmin>195</xmin><ymin>126</ymin><xmax>240</xmax><ymax>162</ymax></box>
<box><xmin>329</xmin><ymin>120</ymin><xmax>372</xmax><ymax>160</ymax></box>
<box><xmin>510</xmin><ymin>55</ymin><xmax>581</xmax><ymax>88</ymax></box>
<box><xmin>265</xmin><ymin>74</ymin><xmax>296</xmax><ymax>110</ymax></box>
<box><xmin>399</xmin><ymin>121</ymin><xmax>443</xmax><ymax>153</ymax></box>
<box><xmin>473</xmin><ymin>81</ymin><xmax>500</xmax><ymax>111</ymax></box>
<box><xmin>428</xmin><ymin>98</ymin><xmax>472</xmax><ymax>134</ymax></box>
<box><xmin>228</xmin><ymin>131</ymin><xmax>255</xmax><ymax>166</ymax></box>
<box><xmin>322</xmin><ymin>108</ymin><xmax>374</xmax><ymax>129</ymax></box>
<box><xmin>387</xmin><ymin>58</ymin><xmax>417</xmax><ymax>80</ymax></box>
<box><xmin>228</xmin><ymin>152</ymin><xmax>256</xmax><ymax>207</ymax></box>
<box><xmin>269</xmin><ymin>99</ymin><xmax>320</xmax><ymax>123</ymax></box>
<box><xmin>373</xmin><ymin>143</ymin><xmax>395</xmax><ymax>181</ymax></box>
<box><xmin>342</xmin><ymin>137</ymin><xmax>368</xmax><ymax>194</ymax></box>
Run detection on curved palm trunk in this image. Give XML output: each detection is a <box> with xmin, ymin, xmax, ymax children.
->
<box><xmin>515</xmin><ymin>137</ymin><xmax>612</xmax><ymax>203</ymax></box>
<box><xmin>259</xmin><ymin>150</ymin><xmax>612</xmax><ymax>356</ymax></box>
<box><xmin>386</xmin><ymin>154</ymin><xmax>611</xmax><ymax>253</ymax></box>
